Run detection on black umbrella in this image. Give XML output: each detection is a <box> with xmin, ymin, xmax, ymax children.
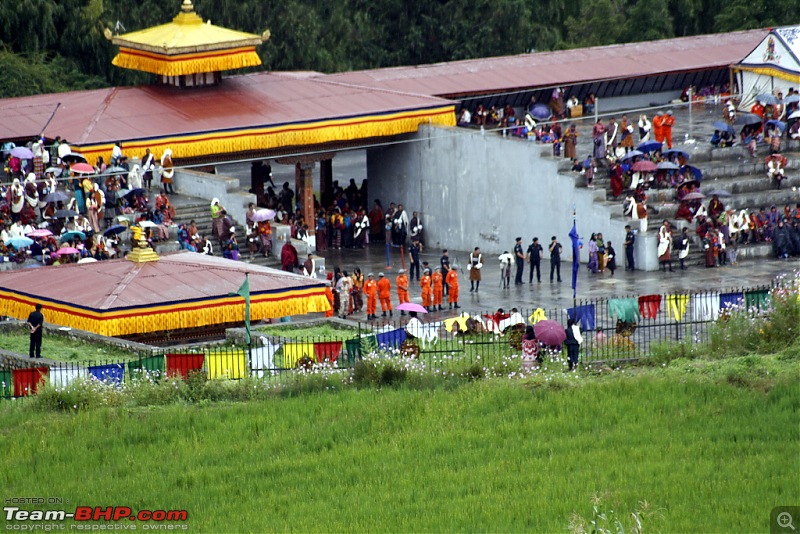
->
<box><xmin>44</xmin><ymin>190</ymin><xmax>71</xmax><ymax>203</ymax></box>
<box><xmin>734</xmin><ymin>113</ymin><xmax>762</xmax><ymax>126</ymax></box>
<box><xmin>103</xmin><ymin>224</ymin><xmax>128</xmax><ymax>236</ymax></box>
<box><xmin>711</xmin><ymin>121</ymin><xmax>735</xmax><ymax>135</ymax></box>
<box><xmin>705</xmin><ymin>189</ymin><xmax>732</xmax><ymax>197</ymax></box>
<box><xmin>53</xmin><ymin>209</ymin><xmax>79</xmax><ymax>219</ymax></box>
<box><xmin>125</xmin><ymin>188</ymin><xmax>146</xmax><ymax>199</ymax></box>
<box><xmin>61</xmin><ymin>152</ymin><xmax>87</xmax><ymax>164</ymax></box>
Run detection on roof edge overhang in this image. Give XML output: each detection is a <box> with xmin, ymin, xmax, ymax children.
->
<box><xmin>112</xmin><ymin>46</ymin><xmax>262</xmax><ymax>76</ymax></box>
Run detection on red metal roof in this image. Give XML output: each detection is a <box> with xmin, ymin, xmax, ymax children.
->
<box><xmin>0</xmin><ymin>72</ymin><xmax>453</xmax><ymax>145</ymax></box>
<box><xmin>0</xmin><ymin>251</ymin><xmax>326</xmax><ymax>310</ymax></box>
<box><xmin>323</xmin><ymin>29</ymin><xmax>767</xmax><ymax>97</ymax></box>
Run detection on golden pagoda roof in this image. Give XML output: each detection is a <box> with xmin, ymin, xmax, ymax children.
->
<box><xmin>110</xmin><ymin>0</ymin><xmax>266</xmax><ymax>76</ymax></box>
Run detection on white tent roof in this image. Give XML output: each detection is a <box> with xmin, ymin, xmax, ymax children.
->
<box><xmin>737</xmin><ymin>25</ymin><xmax>800</xmax><ymax>82</ymax></box>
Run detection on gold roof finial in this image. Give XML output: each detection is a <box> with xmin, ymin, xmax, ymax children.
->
<box><xmin>181</xmin><ymin>0</ymin><xmax>194</xmax><ymax>13</ymax></box>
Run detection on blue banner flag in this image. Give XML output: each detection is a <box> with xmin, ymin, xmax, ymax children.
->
<box><xmin>569</xmin><ymin>222</ymin><xmax>581</xmax><ymax>299</ymax></box>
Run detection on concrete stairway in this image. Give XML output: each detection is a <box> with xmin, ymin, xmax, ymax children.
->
<box><xmin>558</xmin><ymin>143</ymin><xmax>800</xmax><ymax>267</ymax></box>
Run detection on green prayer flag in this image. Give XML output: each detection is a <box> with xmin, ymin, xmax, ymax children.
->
<box><xmin>229</xmin><ymin>274</ymin><xmax>251</xmax><ymax>345</ymax></box>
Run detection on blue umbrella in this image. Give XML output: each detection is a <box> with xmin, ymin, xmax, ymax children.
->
<box><xmin>531</xmin><ymin>103</ymin><xmax>552</xmax><ymax>120</ymax></box>
<box><xmin>636</xmin><ymin>141</ymin><xmax>662</xmax><ymax>153</ymax></box>
<box><xmin>657</xmin><ymin>161</ymin><xmax>680</xmax><ymax>170</ymax></box>
<box><xmin>60</xmin><ymin>231</ymin><xmax>86</xmax><ymax>243</ymax></box>
<box><xmin>681</xmin><ymin>165</ymin><xmax>703</xmax><ymax>181</ymax></box>
<box><xmin>662</xmin><ymin>148</ymin><xmax>690</xmax><ymax>160</ymax></box>
<box><xmin>620</xmin><ymin>150</ymin><xmax>644</xmax><ymax>160</ymax></box>
<box><xmin>5</xmin><ymin>236</ymin><xmax>33</xmax><ymax>249</ymax></box>
<box><xmin>783</xmin><ymin>94</ymin><xmax>800</xmax><ymax>104</ymax></box>
<box><xmin>103</xmin><ymin>224</ymin><xmax>128</xmax><ymax>237</ymax></box>
<box><xmin>712</xmin><ymin>121</ymin><xmax>735</xmax><ymax>135</ymax></box>
<box><xmin>756</xmin><ymin>94</ymin><xmax>779</xmax><ymax>105</ymax></box>
<box><xmin>765</xmin><ymin>120</ymin><xmax>786</xmax><ymax>133</ymax></box>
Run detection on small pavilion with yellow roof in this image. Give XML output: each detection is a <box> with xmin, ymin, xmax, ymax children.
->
<box><xmin>109</xmin><ymin>0</ymin><xmax>269</xmax><ymax>87</ymax></box>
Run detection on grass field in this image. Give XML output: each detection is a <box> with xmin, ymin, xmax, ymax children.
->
<box><xmin>2</xmin><ymin>366</ymin><xmax>797</xmax><ymax>532</ymax></box>
<box><xmin>0</xmin><ymin>331</ymin><xmax>138</xmax><ymax>362</ymax></box>
<box><xmin>257</xmin><ymin>322</ymin><xmax>359</xmax><ymax>340</ymax></box>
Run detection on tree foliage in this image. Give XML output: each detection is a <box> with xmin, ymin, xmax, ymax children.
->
<box><xmin>0</xmin><ymin>0</ymin><xmax>797</xmax><ymax>97</ymax></box>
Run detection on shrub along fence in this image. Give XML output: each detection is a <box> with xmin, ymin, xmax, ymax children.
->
<box><xmin>0</xmin><ymin>284</ymin><xmax>776</xmax><ymax>398</ymax></box>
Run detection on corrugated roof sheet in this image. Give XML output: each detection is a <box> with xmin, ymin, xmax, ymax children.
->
<box><xmin>0</xmin><ymin>252</ymin><xmax>326</xmax><ymax>310</ymax></box>
<box><xmin>323</xmin><ymin>29</ymin><xmax>767</xmax><ymax>97</ymax></box>
<box><xmin>0</xmin><ymin>72</ymin><xmax>454</xmax><ymax>145</ymax></box>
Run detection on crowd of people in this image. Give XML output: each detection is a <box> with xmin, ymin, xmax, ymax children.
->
<box><xmin>0</xmin><ymin>138</ymin><xmax>212</xmax><ymax>267</ymax></box>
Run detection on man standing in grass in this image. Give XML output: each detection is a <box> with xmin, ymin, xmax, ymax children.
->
<box><xmin>26</xmin><ymin>304</ymin><xmax>44</xmax><ymax>359</ymax></box>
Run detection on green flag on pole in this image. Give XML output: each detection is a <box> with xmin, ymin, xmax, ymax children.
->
<box><xmin>229</xmin><ymin>273</ymin><xmax>251</xmax><ymax>345</ymax></box>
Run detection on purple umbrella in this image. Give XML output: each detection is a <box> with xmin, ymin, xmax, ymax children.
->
<box><xmin>396</xmin><ymin>302</ymin><xmax>429</xmax><ymax>314</ymax></box>
<box><xmin>250</xmin><ymin>209</ymin><xmax>276</xmax><ymax>222</ymax></box>
<box><xmin>531</xmin><ymin>103</ymin><xmax>552</xmax><ymax>120</ymax></box>
<box><xmin>11</xmin><ymin>146</ymin><xmax>34</xmax><ymax>159</ymax></box>
<box><xmin>533</xmin><ymin>320</ymin><xmax>567</xmax><ymax>346</ymax></box>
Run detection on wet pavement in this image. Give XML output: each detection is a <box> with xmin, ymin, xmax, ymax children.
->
<box><xmin>318</xmin><ymin>243</ymin><xmax>797</xmax><ymax>320</ymax></box>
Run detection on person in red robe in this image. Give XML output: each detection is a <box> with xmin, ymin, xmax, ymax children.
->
<box><xmin>280</xmin><ymin>241</ymin><xmax>298</xmax><ymax>272</ymax></box>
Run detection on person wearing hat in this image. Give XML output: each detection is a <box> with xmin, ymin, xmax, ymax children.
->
<box><xmin>377</xmin><ymin>272</ymin><xmax>392</xmax><ymax>317</ymax></box>
<box><xmin>420</xmin><ymin>268</ymin><xmax>433</xmax><ymax>312</ymax></box>
<box><xmin>364</xmin><ymin>273</ymin><xmax>378</xmax><ymax>320</ymax></box>
<box><xmin>431</xmin><ymin>267</ymin><xmax>444</xmax><ymax>311</ymax></box>
<box><xmin>396</xmin><ymin>269</ymin><xmax>409</xmax><ymax>314</ymax></box>
<box><xmin>514</xmin><ymin>237</ymin><xmax>525</xmax><ymax>285</ymax></box>
<box><xmin>662</xmin><ymin>110</ymin><xmax>675</xmax><ymax>149</ymax></box>
<box><xmin>445</xmin><ymin>265</ymin><xmax>460</xmax><ymax>309</ymax></box>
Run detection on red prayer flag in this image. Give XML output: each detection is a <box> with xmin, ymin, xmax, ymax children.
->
<box><xmin>166</xmin><ymin>354</ymin><xmax>205</xmax><ymax>379</ymax></box>
<box><xmin>313</xmin><ymin>341</ymin><xmax>342</xmax><ymax>363</ymax></box>
<box><xmin>13</xmin><ymin>367</ymin><xmax>48</xmax><ymax>397</ymax></box>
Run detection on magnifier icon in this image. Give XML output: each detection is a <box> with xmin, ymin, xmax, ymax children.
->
<box><xmin>778</xmin><ymin>512</ymin><xmax>796</xmax><ymax>531</ymax></box>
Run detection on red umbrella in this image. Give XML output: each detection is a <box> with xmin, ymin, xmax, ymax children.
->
<box><xmin>631</xmin><ymin>160</ymin><xmax>657</xmax><ymax>173</ymax></box>
<box><xmin>396</xmin><ymin>302</ymin><xmax>428</xmax><ymax>314</ymax></box>
<box><xmin>533</xmin><ymin>319</ymin><xmax>567</xmax><ymax>346</ymax></box>
<box><xmin>71</xmin><ymin>162</ymin><xmax>95</xmax><ymax>174</ymax></box>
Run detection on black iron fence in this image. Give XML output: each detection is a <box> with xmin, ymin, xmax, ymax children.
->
<box><xmin>0</xmin><ymin>284</ymin><xmax>776</xmax><ymax>398</ymax></box>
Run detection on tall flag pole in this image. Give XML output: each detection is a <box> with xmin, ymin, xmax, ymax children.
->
<box><xmin>229</xmin><ymin>273</ymin><xmax>251</xmax><ymax>346</ymax></box>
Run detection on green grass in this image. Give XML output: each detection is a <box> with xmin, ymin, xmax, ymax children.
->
<box><xmin>257</xmin><ymin>322</ymin><xmax>360</xmax><ymax>340</ymax></box>
<box><xmin>0</xmin><ymin>331</ymin><xmax>139</xmax><ymax>363</ymax></box>
<box><xmin>1</xmin><ymin>363</ymin><xmax>797</xmax><ymax>532</ymax></box>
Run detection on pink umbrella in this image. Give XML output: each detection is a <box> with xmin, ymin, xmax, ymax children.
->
<box><xmin>250</xmin><ymin>209</ymin><xmax>276</xmax><ymax>222</ymax></box>
<box><xmin>631</xmin><ymin>160</ymin><xmax>657</xmax><ymax>173</ymax></box>
<box><xmin>56</xmin><ymin>246</ymin><xmax>80</xmax><ymax>255</ymax></box>
<box><xmin>71</xmin><ymin>162</ymin><xmax>95</xmax><ymax>174</ymax></box>
<box><xmin>533</xmin><ymin>319</ymin><xmax>567</xmax><ymax>346</ymax></box>
<box><xmin>26</xmin><ymin>229</ymin><xmax>53</xmax><ymax>238</ymax></box>
<box><xmin>396</xmin><ymin>302</ymin><xmax>429</xmax><ymax>314</ymax></box>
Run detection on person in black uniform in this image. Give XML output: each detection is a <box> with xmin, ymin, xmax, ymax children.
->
<box><xmin>513</xmin><ymin>237</ymin><xmax>525</xmax><ymax>285</ymax></box>
<box><xmin>549</xmin><ymin>236</ymin><xmax>563</xmax><ymax>283</ymax></box>
<box><xmin>624</xmin><ymin>224</ymin><xmax>636</xmax><ymax>271</ymax></box>
<box><xmin>440</xmin><ymin>249</ymin><xmax>451</xmax><ymax>295</ymax></box>
<box><xmin>526</xmin><ymin>237</ymin><xmax>543</xmax><ymax>283</ymax></box>
<box><xmin>26</xmin><ymin>304</ymin><xmax>44</xmax><ymax>358</ymax></box>
<box><xmin>408</xmin><ymin>239</ymin><xmax>422</xmax><ymax>281</ymax></box>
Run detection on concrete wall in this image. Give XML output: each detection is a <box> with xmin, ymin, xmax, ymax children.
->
<box><xmin>172</xmin><ymin>169</ymin><xmax>256</xmax><ymax>230</ymax></box>
<box><xmin>368</xmin><ymin>125</ymin><xmax>658</xmax><ymax>270</ymax></box>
